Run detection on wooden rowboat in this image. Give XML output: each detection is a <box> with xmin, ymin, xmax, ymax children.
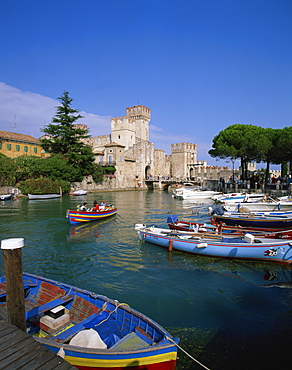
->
<box><xmin>167</xmin><ymin>215</ymin><xmax>292</xmax><ymax>239</ymax></box>
<box><xmin>67</xmin><ymin>207</ymin><xmax>117</xmax><ymax>225</ymax></box>
<box><xmin>0</xmin><ymin>193</ymin><xmax>12</xmax><ymax>201</ymax></box>
<box><xmin>0</xmin><ymin>272</ymin><xmax>178</xmax><ymax>370</ymax></box>
<box><xmin>28</xmin><ymin>193</ymin><xmax>61</xmax><ymax>200</ymax></box>
<box><xmin>135</xmin><ymin>224</ymin><xmax>292</xmax><ymax>265</ymax></box>
<box><xmin>213</xmin><ymin>212</ymin><xmax>292</xmax><ymax>229</ymax></box>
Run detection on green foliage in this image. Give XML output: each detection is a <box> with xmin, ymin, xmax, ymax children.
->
<box><xmin>209</xmin><ymin>124</ymin><xmax>291</xmax><ymax>182</ymax></box>
<box><xmin>14</xmin><ymin>155</ymin><xmax>43</xmax><ymax>182</ymax></box>
<box><xmin>91</xmin><ymin>163</ymin><xmax>104</xmax><ymax>183</ymax></box>
<box><xmin>0</xmin><ymin>157</ymin><xmax>16</xmax><ymax>186</ymax></box>
<box><xmin>39</xmin><ymin>154</ymin><xmax>82</xmax><ymax>182</ymax></box>
<box><xmin>40</xmin><ymin>91</ymin><xmax>95</xmax><ymax>171</ymax></box>
<box><xmin>17</xmin><ymin>177</ymin><xmax>70</xmax><ymax>195</ymax></box>
<box><xmin>102</xmin><ymin>166</ymin><xmax>116</xmax><ymax>174</ymax></box>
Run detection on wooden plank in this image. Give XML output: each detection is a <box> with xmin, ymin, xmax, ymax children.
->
<box><xmin>0</xmin><ymin>312</ymin><xmax>76</xmax><ymax>369</ymax></box>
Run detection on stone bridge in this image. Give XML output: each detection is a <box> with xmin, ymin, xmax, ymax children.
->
<box><xmin>144</xmin><ymin>179</ymin><xmax>184</xmax><ymax>191</ymax></box>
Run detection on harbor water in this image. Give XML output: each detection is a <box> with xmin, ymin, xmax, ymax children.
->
<box><xmin>0</xmin><ymin>190</ymin><xmax>292</xmax><ymax>370</ymax></box>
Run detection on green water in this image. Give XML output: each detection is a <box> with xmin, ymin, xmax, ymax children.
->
<box><xmin>1</xmin><ymin>191</ymin><xmax>292</xmax><ymax>369</ymax></box>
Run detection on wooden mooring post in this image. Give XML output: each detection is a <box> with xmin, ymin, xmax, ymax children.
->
<box><xmin>1</xmin><ymin>238</ymin><xmax>26</xmax><ymax>332</ymax></box>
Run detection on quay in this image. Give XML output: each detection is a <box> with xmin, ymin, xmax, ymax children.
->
<box><xmin>0</xmin><ymin>309</ymin><xmax>76</xmax><ymax>369</ymax></box>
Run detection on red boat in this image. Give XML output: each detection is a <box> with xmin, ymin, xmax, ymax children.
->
<box><xmin>167</xmin><ymin>215</ymin><xmax>292</xmax><ymax>239</ymax></box>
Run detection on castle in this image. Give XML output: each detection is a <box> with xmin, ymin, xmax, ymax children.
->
<box><xmin>79</xmin><ymin>104</ymin><xmax>232</xmax><ymax>190</ymax></box>
<box><xmin>0</xmin><ymin>104</ymin><xmax>237</xmax><ymax>191</ymax></box>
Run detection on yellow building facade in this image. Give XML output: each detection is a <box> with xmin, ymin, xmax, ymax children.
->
<box><xmin>0</xmin><ymin>130</ymin><xmax>49</xmax><ymax>158</ymax></box>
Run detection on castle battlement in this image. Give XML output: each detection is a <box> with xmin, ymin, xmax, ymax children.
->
<box><xmin>171</xmin><ymin>142</ymin><xmax>197</xmax><ymax>153</ymax></box>
<box><xmin>126</xmin><ymin>105</ymin><xmax>151</xmax><ymax>120</ymax></box>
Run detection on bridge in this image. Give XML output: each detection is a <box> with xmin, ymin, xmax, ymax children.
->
<box><xmin>144</xmin><ymin>178</ymin><xmax>192</xmax><ymax>191</ymax></box>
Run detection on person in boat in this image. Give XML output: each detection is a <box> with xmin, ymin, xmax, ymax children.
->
<box><xmin>243</xmin><ymin>192</ymin><xmax>249</xmax><ymax>202</ymax></box>
<box><xmin>79</xmin><ymin>202</ymin><xmax>88</xmax><ymax>211</ymax></box>
<box><xmin>208</xmin><ymin>205</ymin><xmax>225</xmax><ymax>216</ymax></box>
<box><xmin>100</xmin><ymin>200</ymin><xmax>106</xmax><ymax>210</ymax></box>
<box><xmin>92</xmin><ymin>200</ymin><xmax>100</xmax><ymax>211</ymax></box>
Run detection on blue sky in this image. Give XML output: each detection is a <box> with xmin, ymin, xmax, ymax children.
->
<box><xmin>1</xmin><ymin>0</ymin><xmax>291</xmax><ymax>169</ymax></box>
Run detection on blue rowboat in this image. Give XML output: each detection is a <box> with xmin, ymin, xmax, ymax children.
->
<box><xmin>0</xmin><ymin>272</ymin><xmax>178</xmax><ymax>370</ymax></box>
<box><xmin>135</xmin><ymin>224</ymin><xmax>292</xmax><ymax>265</ymax></box>
<box><xmin>67</xmin><ymin>207</ymin><xmax>117</xmax><ymax>225</ymax></box>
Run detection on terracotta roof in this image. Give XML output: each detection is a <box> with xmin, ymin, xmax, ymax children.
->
<box><xmin>0</xmin><ymin>130</ymin><xmax>40</xmax><ymax>144</ymax></box>
<box><xmin>104</xmin><ymin>142</ymin><xmax>125</xmax><ymax>148</ymax></box>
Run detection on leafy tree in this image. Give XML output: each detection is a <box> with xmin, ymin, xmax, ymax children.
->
<box><xmin>0</xmin><ymin>156</ymin><xmax>16</xmax><ymax>186</ymax></box>
<box><xmin>40</xmin><ymin>91</ymin><xmax>95</xmax><ymax>179</ymax></box>
<box><xmin>91</xmin><ymin>163</ymin><xmax>104</xmax><ymax>183</ymax></box>
<box><xmin>40</xmin><ymin>154</ymin><xmax>82</xmax><ymax>182</ymax></box>
<box><xmin>277</xmin><ymin>127</ymin><xmax>292</xmax><ymax>174</ymax></box>
<box><xmin>209</xmin><ymin>124</ymin><xmax>263</xmax><ymax>180</ymax></box>
<box><xmin>14</xmin><ymin>155</ymin><xmax>43</xmax><ymax>182</ymax></box>
<box><xmin>254</xmin><ymin>128</ymin><xmax>282</xmax><ymax>188</ymax></box>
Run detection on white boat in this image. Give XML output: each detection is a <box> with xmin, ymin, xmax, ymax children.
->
<box><xmin>71</xmin><ymin>189</ymin><xmax>87</xmax><ymax>196</ymax></box>
<box><xmin>212</xmin><ymin>192</ymin><xmax>265</xmax><ymax>202</ymax></box>
<box><xmin>28</xmin><ymin>194</ymin><xmax>61</xmax><ymax>200</ymax></box>
<box><xmin>0</xmin><ymin>194</ymin><xmax>12</xmax><ymax>201</ymax></box>
<box><xmin>173</xmin><ymin>187</ymin><xmax>220</xmax><ymax>200</ymax></box>
<box><xmin>223</xmin><ymin>201</ymin><xmax>292</xmax><ymax>212</ymax></box>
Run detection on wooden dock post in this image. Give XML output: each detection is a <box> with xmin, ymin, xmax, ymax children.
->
<box><xmin>1</xmin><ymin>238</ymin><xmax>26</xmax><ymax>332</ymax></box>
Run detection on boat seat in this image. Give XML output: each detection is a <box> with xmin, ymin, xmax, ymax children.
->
<box><xmin>25</xmin><ymin>281</ymin><xmax>67</xmax><ymax>305</ymax></box>
<box><xmin>0</xmin><ymin>281</ymin><xmax>37</xmax><ymax>299</ymax></box>
<box><xmin>50</xmin><ymin>296</ymin><xmax>102</xmax><ymax>343</ymax></box>
<box><xmin>1</xmin><ymin>281</ymin><xmax>72</xmax><ymax>319</ymax></box>
<box><xmin>69</xmin><ymin>295</ymin><xmax>101</xmax><ymax>323</ymax></box>
<box><xmin>25</xmin><ymin>295</ymin><xmax>74</xmax><ymax>320</ymax></box>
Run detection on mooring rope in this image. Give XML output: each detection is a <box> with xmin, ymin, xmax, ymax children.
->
<box><xmin>166</xmin><ymin>336</ymin><xmax>211</xmax><ymax>370</ymax></box>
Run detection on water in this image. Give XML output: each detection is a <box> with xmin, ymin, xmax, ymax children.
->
<box><xmin>1</xmin><ymin>191</ymin><xmax>292</xmax><ymax>369</ymax></box>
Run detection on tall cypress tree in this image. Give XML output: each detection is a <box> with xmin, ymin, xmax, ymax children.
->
<box><xmin>41</xmin><ymin>91</ymin><xmax>95</xmax><ymax>179</ymax></box>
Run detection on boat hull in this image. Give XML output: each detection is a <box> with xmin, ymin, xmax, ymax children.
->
<box><xmin>136</xmin><ymin>226</ymin><xmax>292</xmax><ymax>265</ymax></box>
<box><xmin>214</xmin><ymin>214</ymin><xmax>292</xmax><ymax>229</ymax></box>
<box><xmin>67</xmin><ymin>208</ymin><xmax>117</xmax><ymax>225</ymax></box>
<box><xmin>38</xmin><ymin>340</ymin><xmax>177</xmax><ymax>370</ymax></box>
<box><xmin>0</xmin><ymin>194</ymin><xmax>12</xmax><ymax>201</ymax></box>
<box><xmin>167</xmin><ymin>220</ymin><xmax>292</xmax><ymax>239</ymax></box>
<box><xmin>0</xmin><ymin>273</ymin><xmax>178</xmax><ymax>370</ymax></box>
<box><xmin>28</xmin><ymin>193</ymin><xmax>61</xmax><ymax>200</ymax></box>
<box><xmin>224</xmin><ymin>202</ymin><xmax>292</xmax><ymax>212</ymax></box>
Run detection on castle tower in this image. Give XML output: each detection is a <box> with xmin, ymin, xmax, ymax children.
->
<box><xmin>111</xmin><ymin>105</ymin><xmax>151</xmax><ymax>151</ymax></box>
<box><xmin>126</xmin><ymin>105</ymin><xmax>150</xmax><ymax>142</ymax></box>
<box><xmin>111</xmin><ymin>116</ymin><xmax>136</xmax><ymax>150</ymax></box>
<box><xmin>171</xmin><ymin>143</ymin><xmax>197</xmax><ymax>179</ymax></box>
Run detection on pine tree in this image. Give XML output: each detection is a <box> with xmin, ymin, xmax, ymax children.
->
<box><xmin>41</xmin><ymin>91</ymin><xmax>95</xmax><ymax>178</ymax></box>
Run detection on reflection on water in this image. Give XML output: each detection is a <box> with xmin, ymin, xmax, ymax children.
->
<box><xmin>0</xmin><ymin>192</ymin><xmax>292</xmax><ymax>369</ymax></box>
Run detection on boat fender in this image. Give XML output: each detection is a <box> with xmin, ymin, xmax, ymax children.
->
<box><xmin>57</xmin><ymin>347</ymin><xmax>65</xmax><ymax>359</ymax></box>
<box><xmin>134</xmin><ymin>224</ymin><xmax>146</xmax><ymax>231</ymax></box>
<box><xmin>168</xmin><ymin>239</ymin><xmax>173</xmax><ymax>251</ymax></box>
<box><xmin>198</xmin><ymin>227</ymin><xmax>207</xmax><ymax>232</ymax></box>
<box><xmin>197</xmin><ymin>243</ymin><xmax>208</xmax><ymax>248</ymax></box>
<box><xmin>244</xmin><ymin>234</ymin><xmax>254</xmax><ymax>243</ymax></box>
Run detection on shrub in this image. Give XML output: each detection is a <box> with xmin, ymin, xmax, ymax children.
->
<box><xmin>17</xmin><ymin>177</ymin><xmax>70</xmax><ymax>195</ymax></box>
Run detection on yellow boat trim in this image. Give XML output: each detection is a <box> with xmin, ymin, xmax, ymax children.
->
<box><xmin>65</xmin><ymin>351</ymin><xmax>177</xmax><ymax>367</ymax></box>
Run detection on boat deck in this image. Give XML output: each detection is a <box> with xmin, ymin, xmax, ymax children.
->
<box><xmin>0</xmin><ymin>308</ymin><xmax>76</xmax><ymax>369</ymax></box>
